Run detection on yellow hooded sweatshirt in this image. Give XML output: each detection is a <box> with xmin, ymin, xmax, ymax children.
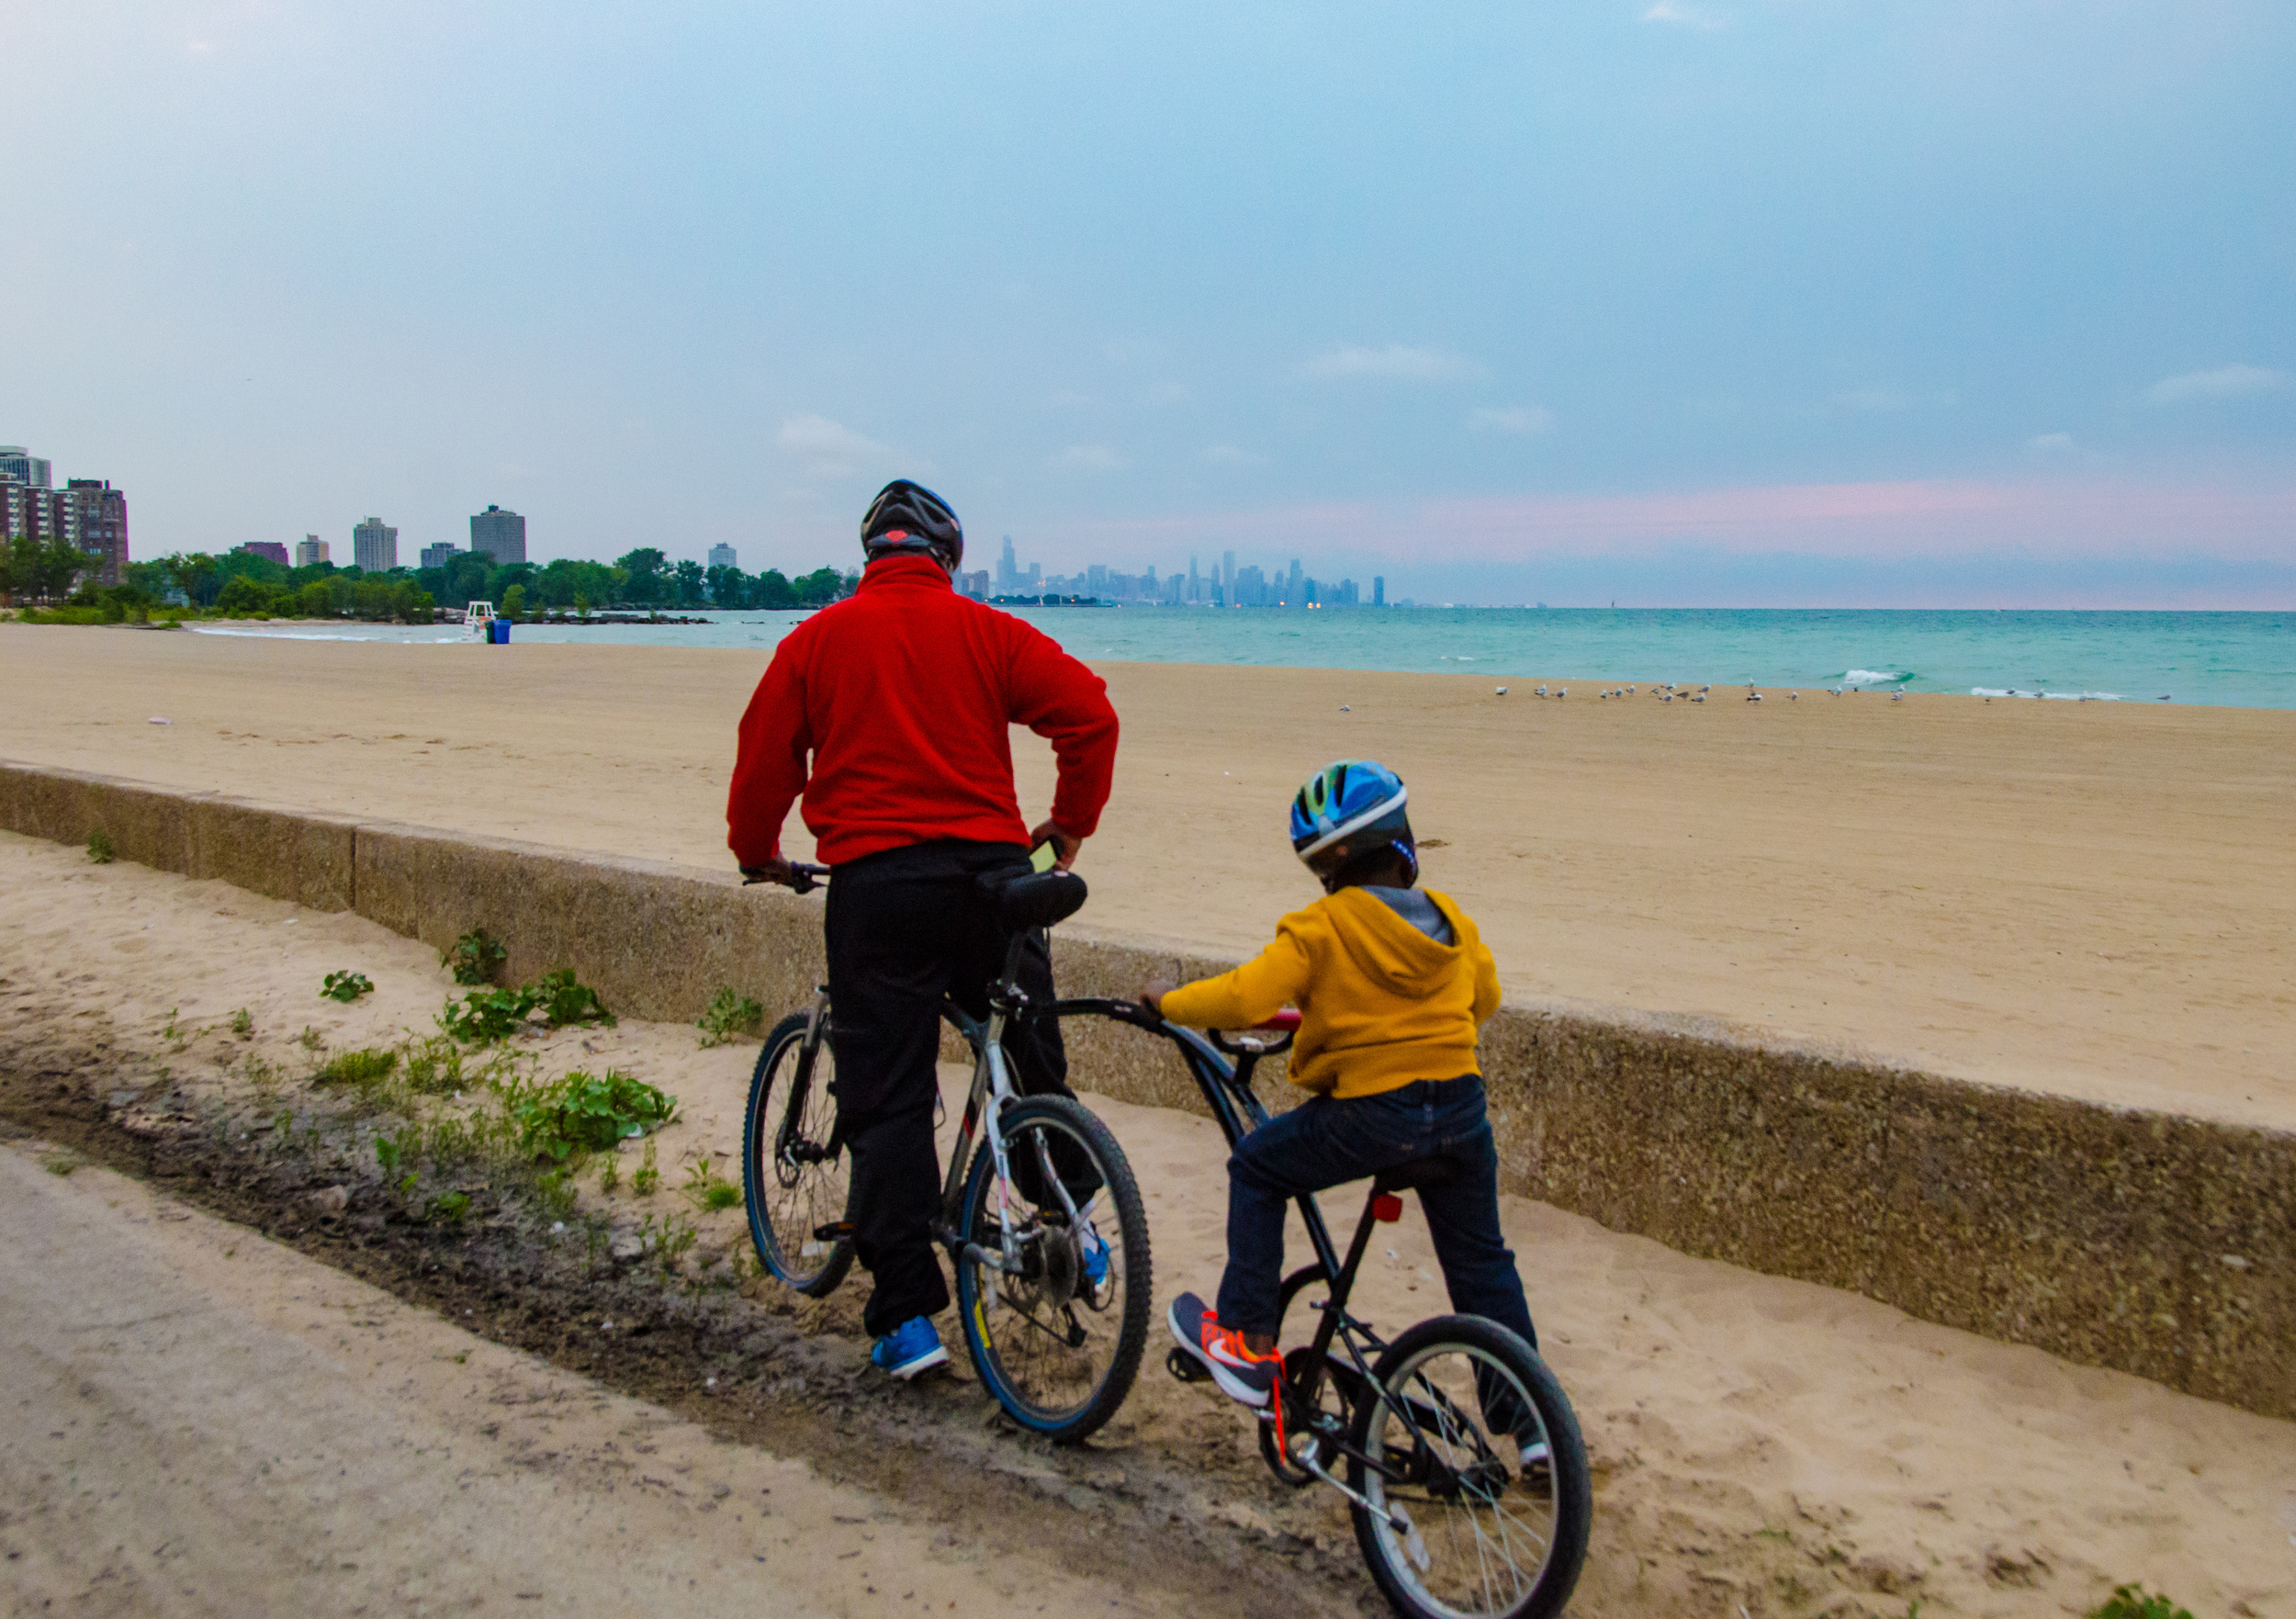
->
<box><xmin>1157</xmin><ymin>886</ymin><xmax>1501</xmax><ymax>1099</ymax></box>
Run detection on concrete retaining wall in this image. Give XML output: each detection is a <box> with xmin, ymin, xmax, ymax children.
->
<box><xmin>4</xmin><ymin>757</ymin><xmax>2289</xmax><ymax>1420</ymax></box>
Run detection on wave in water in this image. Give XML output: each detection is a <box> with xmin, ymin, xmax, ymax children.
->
<box><xmin>1969</xmin><ymin>687</ymin><xmax>2135</xmax><ymax>702</ymax></box>
<box><xmin>1840</xmin><ymin>668</ymin><xmax>1917</xmax><ymax>686</ymax></box>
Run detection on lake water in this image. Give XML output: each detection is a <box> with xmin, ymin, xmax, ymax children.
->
<box><xmin>189</xmin><ymin>606</ymin><xmax>2296</xmax><ymax>709</ymax></box>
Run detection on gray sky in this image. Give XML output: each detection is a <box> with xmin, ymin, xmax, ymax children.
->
<box><xmin>5</xmin><ymin>1</ymin><xmax>2291</xmax><ymax>604</ymax></box>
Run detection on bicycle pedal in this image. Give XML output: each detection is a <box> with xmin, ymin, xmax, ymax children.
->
<box><xmin>811</xmin><ymin>1220</ymin><xmax>856</xmax><ymax>1242</ymax></box>
<box><xmin>1165</xmin><ymin>1347</ymin><xmax>1210</xmax><ymax>1384</ymax></box>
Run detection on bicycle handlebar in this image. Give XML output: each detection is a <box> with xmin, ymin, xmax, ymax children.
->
<box><xmin>741</xmin><ymin>861</ymin><xmax>831</xmax><ymax>894</ymax></box>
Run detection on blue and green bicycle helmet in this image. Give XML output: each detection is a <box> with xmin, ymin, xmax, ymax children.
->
<box><xmin>1290</xmin><ymin>759</ymin><xmax>1415</xmax><ymax>887</ymax></box>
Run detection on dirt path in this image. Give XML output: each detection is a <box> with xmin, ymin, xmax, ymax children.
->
<box><xmin>0</xmin><ymin>1141</ymin><xmax>1187</xmax><ymax>1619</ymax></box>
<box><xmin>5</xmin><ymin>830</ymin><xmax>2294</xmax><ymax>1617</ymax></box>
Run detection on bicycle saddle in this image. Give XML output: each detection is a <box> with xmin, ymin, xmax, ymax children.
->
<box><xmin>980</xmin><ymin>867</ymin><xmax>1088</xmax><ymax>930</ymax></box>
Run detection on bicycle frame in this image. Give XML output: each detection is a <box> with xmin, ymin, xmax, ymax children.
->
<box><xmin>1045</xmin><ymin>998</ymin><xmax>1393</xmax><ymax>1419</ymax></box>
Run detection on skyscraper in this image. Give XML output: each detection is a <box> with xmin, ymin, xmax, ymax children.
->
<box><xmin>353</xmin><ymin>517</ymin><xmax>399</xmax><ymax>572</ymax></box>
<box><xmin>0</xmin><ymin>446</ymin><xmax>51</xmax><ymax>489</ymax></box>
<box><xmin>236</xmin><ymin>541</ymin><xmax>291</xmax><ymax>566</ymax></box>
<box><xmin>419</xmin><ymin>543</ymin><xmax>460</xmax><ymax>571</ymax></box>
<box><xmin>1222</xmin><ymin>550</ymin><xmax>1236</xmax><ymax>605</ymax></box>
<box><xmin>1373</xmin><ymin>576</ymin><xmax>1385</xmax><ymax>607</ymax></box>
<box><xmin>296</xmin><ymin>535</ymin><xmax>329</xmax><ymax>568</ymax></box>
<box><xmin>708</xmin><ymin>543</ymin><xmax>737</xmax><ymax>569</ymax></box>
<box><xmin>998</xmin><ymin>535</ymin><xmax>1019</xmax><ymax>590</ymax></box>
<box><xmin>469</xmin><ymin>504</ymin><xmax>527</xmax><ymax>565</ymax></box>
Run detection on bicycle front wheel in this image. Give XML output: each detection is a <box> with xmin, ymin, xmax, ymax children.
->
<box><xmin>953</xmin><ymin>1096</ymin><xmax>1150</xmax><ymax>1442</ymax></box>
<box><xmin>1347</xmin><ymin>1315</ymin><xmax>1591</xmax><ymax>1619</ymax></box>
<box><xmin>742</xmin><ymin>1010</ymin><xmax>853</xmax><ymax>1297</ymax></box>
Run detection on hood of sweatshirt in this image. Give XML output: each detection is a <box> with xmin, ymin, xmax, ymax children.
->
<box><xmin>1321</xmin><ymin>885</ymin><xmax>1470</xmax><ymax>999</ymax></box>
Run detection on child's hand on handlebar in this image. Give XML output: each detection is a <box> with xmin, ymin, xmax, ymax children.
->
<box><xmin>1135</xmin><ymin>978</ymin><xmax>1176</xmax><ymax>1017</ymax></box>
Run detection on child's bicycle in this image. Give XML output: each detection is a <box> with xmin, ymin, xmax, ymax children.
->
<box><xmin>739</xmin><ymin>861</ymin><xmax>1153</xmax><ymax>1444</ymax></box>
<box><xmin>1064</xmin><ymin>996</ymin><xmax>1593</xmax><ymax>1619</ymax></box>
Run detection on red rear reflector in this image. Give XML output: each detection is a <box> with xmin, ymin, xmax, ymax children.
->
<box><xmin>1372</xmin><ymin>1193</ymin><xmax>1403</xmax><ymax>1223</ymax></box>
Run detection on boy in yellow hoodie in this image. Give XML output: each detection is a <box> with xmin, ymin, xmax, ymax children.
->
<box><xmin>1142</xmin><ymin>759</ymin><xmax>1538</xmax><ymax>1409</ymax></box>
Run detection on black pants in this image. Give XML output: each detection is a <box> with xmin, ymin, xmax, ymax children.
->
<box><xmin>827</xmin><ymin>839</ymin><xmax>1078</xmax><ymax>1338</ymax></box>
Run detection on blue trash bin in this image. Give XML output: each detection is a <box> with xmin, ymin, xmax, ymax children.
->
<box><xmin>490</xmin><ymin>619</ymin><xmax>512</xmax><ymax>644</ymax></box>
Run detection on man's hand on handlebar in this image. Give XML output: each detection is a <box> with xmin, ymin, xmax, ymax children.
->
<box><xmin>740</xmin><ymin>857</ymin><xmax>797</xmax><ymax>888</ymax></box>
<box><xmin>1134</xmin><ymin>978</ymin><xmax>1176</xmax><ymax>1018</ymax></box>
<box><xmin>1029</xmin><ymin>818</ymin><xmax>1084</xmax><ymax>871</ymax></box>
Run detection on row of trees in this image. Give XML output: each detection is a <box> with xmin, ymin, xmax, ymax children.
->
<box><xmin>3</xmin><ymin>539</ymin><xmax>858</xmax><ymax>619</ymax></box>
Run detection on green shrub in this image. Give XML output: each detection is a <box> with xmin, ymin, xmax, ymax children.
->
<box><xmin>509</xmin><ymin>1068</ymin><xmax>676</xmax><ymax>1164</ymax></box>
<box><xmin>86</xmin><ymin>829</ymin><xmax>116</xmax><ymax>864</ymax></box>
<box><xmin>530</xmin><ymin>969</ymin><xmax>613</xmax><ymax>1029</ymax></box>
<box><xmin>443</xmin><ymin>928</ymin><xmax>507</xmax><ymax>986</ymax></box>
<box><xmin>682</xmin><ymin>1155</ymin><xmax>743</xmax><ymax>1211</ymax></box>
<box><xmin>696</xmin><ymin>986</ymin><xmax>763</xmax><ymax>1048</ymax></box>
<box><xmin>314</xmin><ymin>1047</ymin><xmax>399</xmax><ymax>1089</ymax></box>
<box><xmin>437</xmin><ymin>970</ymin><xmax>613</xmax><ymax>1045</ymax></box>
<box><xmin>632</xmin><ymin>1137</ymin><xmax>660</xmax><ymax>1196</ymax></box>
<box><xmin>321</xmin><ymin>970</ymin><xmax>374</xmax><ymax>1003</ymax></box>
<box><xmin>2088</xmin><ymin>1587</ymin><xmax>2194</xmax><ymax>1619</ymax></box>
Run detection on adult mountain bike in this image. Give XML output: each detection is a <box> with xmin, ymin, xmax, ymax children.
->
<box><xmin>1063</xmin><ymin>999</ymin><xmax>1593</xmax><ymax>1619</ymax></box>
<box><xmin>740</xmin><ymin>861</ymin><xmax>1151</xmax><ymax>1444</ymax></box>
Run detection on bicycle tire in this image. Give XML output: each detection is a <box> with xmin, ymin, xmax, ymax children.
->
<box><xmin>952</xmin><ymin>1096</ymin><xmax>1151</xmax><ymax>1442</ymax></box>
<box><xmin>742</xmin><ymin>1010</ymin><xmax>853</xmax><ymax>1297</ymax></box>
<box><xmin>1346</xmin><ymin>1314</ymin><xmax>1591</xmax><ymax>1619</ymax></box>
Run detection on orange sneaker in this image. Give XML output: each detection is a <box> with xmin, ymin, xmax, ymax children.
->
<box><xmin>1167</xmin><ymin>1292</ymin><xmax>1279</xmax><ymax>1407</ymax></box>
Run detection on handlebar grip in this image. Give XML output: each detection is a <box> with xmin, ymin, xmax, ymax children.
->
<box><xmin>1251</xmin><ymin>1009</ymin><xmax>1302</xmax><ymax>1032</ymax></box>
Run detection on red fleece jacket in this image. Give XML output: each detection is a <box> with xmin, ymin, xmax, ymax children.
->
<box><xmin>726</xmin><ymin>555</ymin><xmax>1120</xmax><ymax>868</ymax></box>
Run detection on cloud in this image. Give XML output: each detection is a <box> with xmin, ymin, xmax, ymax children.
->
<box><xmin>777</xmin><ymin>413</ymin><xmax>895</xmax><ymax>477</ymax></box>
<box><xmin>1468</xmin><ymin>405</ymin><xmax>1554</xmax><ymax>436</ymax></box>
<box><xmin>2145</xmin><ymin>364</ymin><xmax>2288</xmax><ymax>406</ymax></box>
<box><xmin>1048</xmin><ymin>444</ymin><xmax>1125</xmax><ymax>473</ymax></box>
<box><xmin>1301</xmin><ymin>343</ymin><xmax>1480</xmax><ymax>383</ymax></box>
<box><xmin>2027</xmin><ymin>432</ymin><xmax>2076</xmax><ymax>452</ymax></box>
<box><xmin>1641</xmin><ymin>2</ymin><xmax>1726</xmax><ymax>29</ymax></box>
<box><xmin>1200</xmin><ymin>444</ymin><xmax>1266</xmax><ymax>467</ymax></box>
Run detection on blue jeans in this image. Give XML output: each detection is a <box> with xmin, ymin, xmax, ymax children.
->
<box><xmin>1215</xmin><ymin>1075</ymin><xmax>1538</xmax><ymax>1351</ymax></box>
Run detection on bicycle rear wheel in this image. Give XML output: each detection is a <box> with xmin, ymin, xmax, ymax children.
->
<box><xmin>953</xmin><ymin>1096</ymin><xmax>1150</xmax><ymax>1442</ymax></box>
<box><xmin>742</xmin><ymin>1010</ymin><xmax>853</xmax><ymax>1297</ymax></box>
<box><xmin>1346</xmin><ymin>1315</ymin><xmax>1591</xmax><ymax>1619</ymax></box>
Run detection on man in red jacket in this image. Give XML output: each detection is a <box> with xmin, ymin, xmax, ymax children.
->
<box><xmin>728</xmin><ymin>479</ymin><xmax>1120</xmax><ymax>1378</ymax></box>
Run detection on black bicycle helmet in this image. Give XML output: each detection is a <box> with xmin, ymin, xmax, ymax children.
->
<box><xmin>860</xmin><ymin>478</ymin><xmax>964</xmax><ymax>571</ymax></box>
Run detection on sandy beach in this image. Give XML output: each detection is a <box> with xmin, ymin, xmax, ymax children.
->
<box><xmin>3</xmin><ymin>625</ymin><xmax>2289</xmax><ymax>1129</ymax></box>
<box><xmin>6</xmin><ymin>831</ymin><xmax>2292</xmax><ymax>1617</ymax></box>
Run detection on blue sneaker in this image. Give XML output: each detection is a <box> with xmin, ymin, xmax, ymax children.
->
<box><xmin>1078</xmin><ymin>1220</ymin><xmax>1111</xmax><ymax>1292</ymax></box>
<box><xmin>869</xmin><ymin>1316</ymin><xmax>950</xmax><ymax>1380</ymax></box>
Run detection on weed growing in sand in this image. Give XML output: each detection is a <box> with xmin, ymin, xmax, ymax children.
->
<box><xmin>231</xmin><ymin>1007</ymin><xmax>254</xmax><ymax>1037</ymax></box>
<box><xmin>426</xmin><ymin>1190</ymin><xmax>472</xmax><ymax>1225</ymax></box>
<box><xmin>438</xmin><ymin>970</ymin><xmax>614</xmax><ymax>1045</ymax></box>
<box><xmin>321</xmin><ymin>971</ymin><xmax>374</xmax><ymax>1004</ymax></box>
<box><xmin>529</xmin><ymin>969</ymin><xmax>613</xmax><ymax>1029</ymax></box>
<box><xmin>162</xmin><ymin>1006</ymin><xmax>186</xmax><ymax>1049</ymax></box>
<box><xmin>535</xmin><ymin>1165</ymin><xmax>580</xmax><ymax>1220</ymax></box>
<box><xmin>375</xmin><ymin>1125</ymin><xmax>421</xmax><ymax>1197</ymax></box>
<box><xmin>696</xmin><ymin>986</ymin><xmax>763</xmax><ymax>1048</ymax></box>
<box><xmin>636</xmin><ymin>1211</ymin><xmax>699</xmax><ymax>1272</ymax></box>
<box><xmin>682</xmin><ymin>1155</ymin><xmax>743</xmax><ymax>1213</ymax></box>
<box><xmin>314</xmin><ymin>1047</ymin><xmax>400</xmax><ymax>1091</ymax></box>
<box><xmin>632</xmin><ymin>1137</ymin><xmax>660</xmax><ymax>1197</ymax></box>
<box><xmin>40</xmin><ymin>1149</ymin><xmax>83</xmax><ymax>1176</ymax></box>
<box><xmin>598</xmin><ymin>1152</ymin><xmax>622</xmax><ymax>1194</ymax></box>
<box><xmin>2088</xmin><ymin>1587</ymin><xmax>2194</xmax><ymax>1619</ymax></box>
<box><xmin>242</xmin><ymin>1053</ymin><xmax>281</xmax><ymax>1089</ymax></box>
<box><xmin>510</xmin><ymin>1069</ymin><xmax>676</xmax><ymax>1164</ymax></box>
<box><xmin>297</xmin><ymin>1026</ymin><xmax>325</xmax><ymax>1052</ymax></box>
<box><xmin>400</xmin><ymin>1033</ymin><xmax>519</xmax><ymax>1096</ymax></box>
<box><xmin>443</xmin><ymin>928</ymin><xmax>508</xmax><ymax>986</ymax></box>
<box><xmin>86</xmin><ymin>829</ymin><xmax>115</xmax><ymax>864</ymax></box>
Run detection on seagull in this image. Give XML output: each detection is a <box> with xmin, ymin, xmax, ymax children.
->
<box><xmin>1698</xmin><ymin>684</ymin><xmax>1711</xmax><ymax>693</ymax></box>
<box><xmin>1891</xmin><ymin>691</ymin><xmax>1904</xmax><ymax>703</ymax></box>
<box><xmin>1748</xmin><ymin>691</ymin><xmax>1763</xmax><ymax>702</ymax></box>
<box><xmin>1787</xmin><ymin>691</ymin><xmax>1799</xmax><ymax>701</ymax></box>
<box><xmin>1557</xmin><ymin>688</ymin><xmax>1568</xmax><ymax>699</ymax></box>
<box><xmin>1494</xmin><ymin>687</ymin><xmax>1508</xmax><ymax>696</ymax></box>
<box><xmin>1535</xmin><ymin>684</ymin><xmax>1548</xmax><ymax>697</ymax></box>
<box><xmin>1340</xmin><ymin>704</ymin><xmax>1351</xmax><ymax>712</ymax></box>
